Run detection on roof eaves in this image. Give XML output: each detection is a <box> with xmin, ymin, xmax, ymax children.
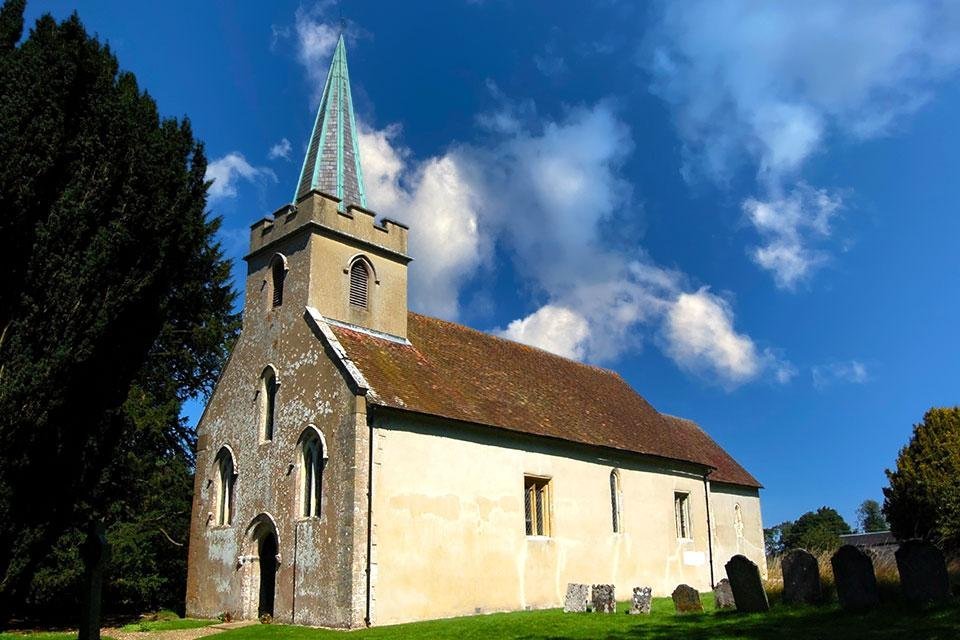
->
<box><xmin>304</xmin><ymin>306</ymin><xmax>374</xmax><ymax>398</ymax></box>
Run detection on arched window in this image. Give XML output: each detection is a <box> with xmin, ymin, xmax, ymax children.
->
<box><xmin>734</xmin><ymin>503</ymin><xmax>744</xmax><ymax>539</ymax></box>
<box><xmin>214</xmin><ymin>447</ymin><xmax>235</xmax><ymax>526</ymax></box>
<box><xmin>299</xmin><ymin>427</ymin><xmax>326</xmax><ymax>518</ymax></box>
<box><xmin>270</xmin><ymin>255</ymin><xmax>286</xmax><ymax>307</ymax></box>
<box><xmin>260</xmin><ymin>366</ymin><xmax>278</xmax><ymax>442</ymax></box>
<box><xmin>348</xmin><ymin>258</ymin><xmax>370</xmax><ymax>309</ymax></box>
<box><xmin>610</xmin><ymin>469</ymin><xmax>622</xmax><ymax>533</ymax></box>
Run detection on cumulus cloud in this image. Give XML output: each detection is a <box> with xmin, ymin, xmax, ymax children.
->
<box><xmin>268</xmin><ymin>138</ymin><xmax>292</xmax><ymax>161</ymax></box>
<box><xmin>356</xmin><ymin>97</ymin><xmax>790</xmax><ymax>387</ymax></box>
<box><xmin>812</xmin><ymin>360</ymin><xmax>870</xmax><ymax>388</ymax></box>
<box><xmin>206</xmin><ymin>153</ymin><xmax>276</xmax><ymax>202</ymax></box>
<box><xmin>647</xmin><ymin>0</ymin><xmax>960</xmax><ymax>286</ymax></box>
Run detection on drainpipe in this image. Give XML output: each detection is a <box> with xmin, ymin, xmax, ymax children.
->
<box><xmin>365</xmin><ymin>406</ymin><xmax>375</xmax><ymax>627</ymax></box>
<box><xmin>704</xmin><ymin>469</ymin><xmax>715</xmax><ymax>587</ymax></box>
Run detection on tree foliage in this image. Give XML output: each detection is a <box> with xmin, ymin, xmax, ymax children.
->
<box><xmin>0</xmin><ymin>0</ymin><xmax>237</xmax><ymax>618</ymax></box>
<box><xmin>764</xmin><ymin>521</ymin><xmax>794</xmax><ymax>556</ymax></box>
<box><xmin>856</xmin><ymin>499</ymin><xmax>887</xmax><ymax>533</ymax></box>
<box><xmin>781</xmin><ymin>507</ymin><xmax>852</xmax><ymax>552</ymax></box>
<box><xmin>883</xmin><ymin>407</ymin><xmax>960</xmax><ymax>552</ymax></box>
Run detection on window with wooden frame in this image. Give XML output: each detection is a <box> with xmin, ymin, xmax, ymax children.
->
<box><xmin>524</xmin><ymin>476</ymin><xmax>552</xmax><ymax>537</ymax></box>
<box><xmin>348</xmin><ymin>258</ymin><xmax>370</xmax><ymax>309</ymax></box>
<box><xmin>610</xmin><ymin>469</ymin><xmax>622</xmax><ymax>533</ymax></box>
<box><xmin>675</xmin><ymin>491</ymin><xmax>691</xmax><ymax>539</ymax></box>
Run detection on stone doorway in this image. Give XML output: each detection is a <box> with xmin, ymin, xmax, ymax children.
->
<box><xmin>243</xmin><ymin>514</ymin><xmax>279</xmax><ymax>620</ymax></box>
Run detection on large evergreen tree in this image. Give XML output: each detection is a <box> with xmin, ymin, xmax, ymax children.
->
<box><xmin>0</xmin><ymin>0</ymin><xmax>237</xmax><ymax>622</ymax></box>
<box><xmin>782</xmin><ymin>507</ymin><xmax>852</xmax><ymax>552</ymax></box>
<box><xmin>883</xmin><ymin>407</ymin><xmax>960</xmax><ymax>552</ymax></box>
<box><xmin>856</xmin><ymin>499</ymin><xmax>888</xmax><ymax>533</ymax></box>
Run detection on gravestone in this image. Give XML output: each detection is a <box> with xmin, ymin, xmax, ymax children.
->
<box><xmin>672</xmin><ymin>584</ymin><xmax>703</xmax><ymax>614</ymax></box>
<box><xmin>895</xmin><ymin>540</ymin><xmax>951</xmax><ymax>604</ymax></box>
<box><xmin>628</xmin><ymin>587</ymin><xmax>652</xmax><ymax>614</ymax></box>
<box><xmin>713</xmin><ymin>578</ymin><xmax>736</xmax><ymax>609</ymax></box>
<box><xmin>782</xmin><ymin>548</ymin><xmax>822</xmax><ymax>605</ymax></box>
<box><xmin>563</xmin><ymin>583</ymin><xmax>591</xmax><ymax>613</ymax></box>
<box><xmin>725</xmin><ymin>554</ymin><xmax>770</xmax><ymax>613</ymax></box>
<box><xmin>592</xmin><ymin>584</ymin><xmax>616</xmax><ymax>613</ymax></box>
<box><xmin>831</xmin><ymin>545</ymin><xmax>879</xmax><ymax>610</ymax></box>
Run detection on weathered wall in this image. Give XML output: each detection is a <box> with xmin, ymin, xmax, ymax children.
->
<box><xmin>367</xmin><ymin>413</ymin><xmax>764</xmax><ymax>625</ymax></box>
<box><xmin>708</xmin><ymin>482</ymin><xmax>766</xmax><ymax>580</ymax></box>
<box><xmin>185</xmin><ymin>225</ymin><xmax>369</xmax><ymax>628</ymax></box>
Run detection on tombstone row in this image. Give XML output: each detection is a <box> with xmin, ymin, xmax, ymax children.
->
<box><xmin>565</xmin><ymin>540</ymin><xmax>949</xmax><ymax>618</ymax></box>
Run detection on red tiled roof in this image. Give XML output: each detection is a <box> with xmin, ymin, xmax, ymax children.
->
<box><xmin>329</xmin><ymin>312</ymin><xmax>761</xmax><ymax>488</ymax></box>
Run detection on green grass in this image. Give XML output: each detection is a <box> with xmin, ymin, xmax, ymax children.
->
<box><xmin>0</xmin><ymin>635</ymin><xmax>116</xmax><ymax>640</ymax></box>
<box><xmin>118</xmin><ymin>618</ymin><xmax>216</xmax><ymax>632</ymax></box>
<box><xmin>217</xmin><ymin>593</ymin><xmax>960</xmax><ymax>640</ymax></box>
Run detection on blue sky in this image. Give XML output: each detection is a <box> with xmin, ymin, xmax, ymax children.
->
<box><xmin>26</xmin><ymin>1</ymin><xmax>960</xmax><ymax>529</ymax></box>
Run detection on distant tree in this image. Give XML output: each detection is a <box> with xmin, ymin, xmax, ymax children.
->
<box><xmin>856</xmin><ymin>499</ymin><xmax>888</xmax><ymax>533</ymax></box>
<box><xmin>764</xmin><ymin>521</ymin><xmax>794</xmax><ymax>556</ymax></box>
<box><xmin>783</xmin><ymin>507</ymin><xmax>852</xmax><ymax>552</ymax></box>
<box><xmin>0</xmin><ymin>0</ymin><xmax>236</xmax><ymax>628</ymax></box>
<box><xmin>883</xmin><ymin>407</ymin><xmax>960</xmax><ymax>552</ymax></box>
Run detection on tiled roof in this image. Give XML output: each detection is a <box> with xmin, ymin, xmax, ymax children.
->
<box><xmin>329</xmin><ymin>312</ymin><xmax>761</xmax><ymax>488</ymax></box>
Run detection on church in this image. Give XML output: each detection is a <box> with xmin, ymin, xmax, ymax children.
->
<box><xmin>185</xmin><ymin>35</ymin><xmax>766</xmax><ymax>628</ymax></box>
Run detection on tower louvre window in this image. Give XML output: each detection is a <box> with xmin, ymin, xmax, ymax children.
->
<box><xmin>271</xmin><ymin>255</ymin><xmax>286</xmax><ymax>307</ymax></box>
<box><xmin>349</xmin><ymin>259</ymin><xmax>369</xmax><ymax>308</ymax></box>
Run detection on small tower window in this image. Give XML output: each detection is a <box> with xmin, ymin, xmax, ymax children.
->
<box><xmin>214</xmin><ymin>447</ymin><xmax>235</xmax><ymax>526</ymax></box>
<box><xmin>299</xmin><ymin>428</ymin><xmax>326</xmax><ymax>518</ymax></box>
<box><xmin>349</xmin><ymin>259</ymin><xmax>369</xmax><ymax>309</ymax></box>
<box><xmin>270</xmin><ymin>255</ymin><xmax>286</xmax><ymax>307</ymax></box>
<box><xmin>260</xmin><ymin>366</ymin><xmax>278</xmax><ymax>442</ymax></box>
<box><xmin>610</xmin><ymin>469</ymin><xmax>622</xmax><ymax>533</ymax></box>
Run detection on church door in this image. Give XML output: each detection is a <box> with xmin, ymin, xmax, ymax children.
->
<box><xmin>258</xmin><ymin>531</ymin><xmax>278</xmax><ymax>617</ymax></box>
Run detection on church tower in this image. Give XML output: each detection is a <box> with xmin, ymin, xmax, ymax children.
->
<box><xmin>247</xmin><ymin>34</ymin><xmax>410</xmax><ymax>340</ymax></box>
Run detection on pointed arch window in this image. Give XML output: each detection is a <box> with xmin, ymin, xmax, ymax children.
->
<box><xmin>348</xmin><ymin>258</ymin><xmax>369</xmax><ymax>309</ymax></box>
<box><xmin>299</xmin><ymin>428</ymin><xmax>327</xmax><ymax>518</ymax></box>
<box><xmin>260</xmin><ymin>366</ymin><xmax>278</xmax><ymax>442</ymax></box>
<box><xmin>270</xmin><ymin>254</ymin><xmax>287</xmax><ymax>308</ymax></box>
<box><xmin>214</xmin><ymin>447</ymin><xmax>236</xmax><ymax>526</ymax></box>
<box><xmin>610</xmin><ymin>469</ymin><xmax>622</xmax><ymax>533</ymax></box>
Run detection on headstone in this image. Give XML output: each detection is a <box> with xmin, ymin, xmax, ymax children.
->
<box><xmin>725</xmin><ymin>554</ymin><xmax>770</xmax><ymax>613</ymax></box>
<box><xmin>672</xmin><ymin>584</ymin><xmax>703</xmax><ymax>614</ymax></box>
<box><xmin>592</xmin><ymin>584</ymin><xmax>616</xmax><ymax>614</ymax></box>
<box><xmin>831</xmin><ymin>544</ymin><xmax>879</xmax><ymax>610</ymax></box>
<box><xmin>628</xmin><ymin>586</ymin><xmax>652</xmax><ymax>614</ymax></box>
<box><xmin>713</xmin><ymin>578</ymin><xmax>736</xmax><ymax>609</ymax></box>
<box><xmin>895</xmin><ymin>540</ymin><xmax>951</xmax><ymax>604</ymax></box>
<box><xmin>782</xmin><ymin>548</ymin><xmax>822</xmax><ymax>605</ymax></box>
<box><xmin>563</xmin><ymin>583</ymin><xmax>591</xmax><ymax>613</ymax></box>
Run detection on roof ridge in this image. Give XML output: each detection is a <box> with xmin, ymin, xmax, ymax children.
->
<box><xmin>407</xmin><ymin>311</ymin><xmax>621</xmax><ymax>378</ymax></box>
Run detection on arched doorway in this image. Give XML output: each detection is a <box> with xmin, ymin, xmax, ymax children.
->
<box><xmin>258</xmin><ymin>529</ymin><xmax>278</xmax><ymax>617</ymax></box>
<box><xmin>243</xmin><ymin>514</ymin><xmax>279</xmax><ymax>620</ymax></box>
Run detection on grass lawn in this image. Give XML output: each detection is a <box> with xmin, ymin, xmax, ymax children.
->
<box><xmin>118</xmin><ymin>618</ymin><xmax>216</xmax><ymax>632</ymax></box>
<box><xmin>218</xmin><ymin>593</ymin><xmax>960</xmax><ymax>640</ymax></box>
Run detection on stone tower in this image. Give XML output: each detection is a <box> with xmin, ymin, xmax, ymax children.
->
<box><xmin>186</xmin><ymin>35</ymin><xmax>409</xmax><ymax>628</ymax></box>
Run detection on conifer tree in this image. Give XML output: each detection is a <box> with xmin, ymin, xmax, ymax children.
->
<box><xmin>883</xmin><ymin>407</ymin><xmax>960</xmax><ymax>551</ymax></box>
<box><xmin>0</xmin><ymin>0</ymin><xmax>237</xmax><ymax>626</ymax></box>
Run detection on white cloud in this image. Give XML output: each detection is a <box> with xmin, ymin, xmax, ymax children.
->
<box><xmin>268</xmin><ymin>138</ymin><xmax>292</xmax><ymax>161</ymax></box>
<box><xmin>742</xmin><ymin>184</ymin><xmax>842</xmax><ymax>288</ymax></box>
<box><xmin>812</xmin><ymin>360</ymin><xmax>870</xmax><ymax>388</ymax></box>
<box><xmin>205</xmin><ymin>152</ymin><xmax>276</xmax><ymax>202</ymax></box>
<box><xmin>497</xmin><ymin>305</ymin><xmax>590</xmax><ymax>360</ymax></box>
<box><xmin>647</xmin><ymin>0</ymin><xmax>960</xmax><ymax>286</ymax></box>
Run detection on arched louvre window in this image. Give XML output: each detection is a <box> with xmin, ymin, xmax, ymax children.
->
<box><xmin>271</xmin><ymin>255</ymin><xmax>286</xmax><ymax>307</ymax></box>
<box><xmin>214</xmin><ymin>448</ymin><xmax>235</xmax><ymax>526</ymax></box>
<box><xmin>260</xmin><ymin>367</ymin><xmax>278</xmax><ymax>442</ymax></box>
<box><xmin>349</xmin><ymin>259</ymin><xmax>369</xmax><ymax>308</ymax></box>
<box><xmin>300</xmin><ymin>430</ymin><xmax>325</xmax><ymax>518</ymax></box>
<box><xmin>610</xmin><ymin>469</ymin><xmax>622</xmax><ymax>533</ymax></box>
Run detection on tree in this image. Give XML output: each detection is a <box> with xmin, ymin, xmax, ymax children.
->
<box><xmin>764</xmin><ymin>521</ymin><xmax>794</xmax><ymax>556</ymax></box>
<box><xmin>883</xmin><ymin>407</ymin><xmax>960</xmax><ymax>552</ymax></box>
<box><xmin>856</xmin><ymin>499</ymin><xmax>887</xmax><ymax>533</ymax></box>
<box><xmin>782</xmin><ymin>507</ymin><xmax>852</xmax><ymax>552</ymax></box>
<box><xmin>0</xmin><ymin>0</ymin><xmax>237</xmax><ymax>626</ymax></box>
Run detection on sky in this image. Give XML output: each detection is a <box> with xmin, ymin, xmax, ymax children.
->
<box><xmin>25</xmin><ymin>0</ymin><xmax>960</xmax><ymax>530</ymax></box>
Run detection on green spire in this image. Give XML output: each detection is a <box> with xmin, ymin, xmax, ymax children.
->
<box><xmin>294</xmin><ymin>34</ymin><xmax>367</xmax><ymax>211</ymax></box>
